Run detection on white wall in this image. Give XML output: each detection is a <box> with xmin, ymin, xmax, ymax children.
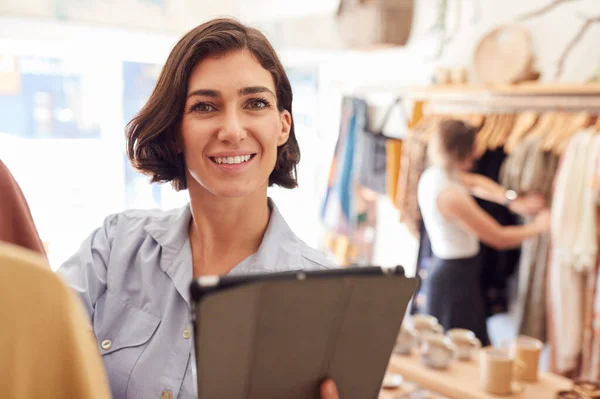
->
<box><xmin>0</xmin><ymin>0</ymin><xmax>339</xmax><ymax>34</ymax></box>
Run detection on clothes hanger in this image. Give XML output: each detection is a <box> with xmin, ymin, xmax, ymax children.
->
<box><xmin>485</xmin><ymin>114</ymin><xmax>502</xmax><ymax>151</ymax></box>
<box><xmin>488</xmin><ymin>114</ymin><xmax>507</xmax><ymax>150</ymax></box>
<box><xmin>555</xmin><ymin>112</ymin><xmax>593</xmax><ymax>155</ymax></box>
<box><xmin>424</xmin><ymin>115</ymin><xmax>443</xmax><ymax>143</ymax></box>
<box><xmin>496</xmin><ymin>113</ymin><xmax>516</xmax><ymax>150</ymax></box>
<box><xmin>527</xmin><ymin>112</ymin><xmax>556</xmax><ymax>140</ymax></box>
<box><xmin>542</xmin><ymin>111</ymin><xmax>570</xmax><ymax>152</ymax></box>
<box><xmin>475</xmin><ymin>114</ymin><xmax>496</xmax><ymax>158</ymax></box>
<box><xmin>469</xmin><ymin>114</ymin><xmax>485</xmax><ymax>129</ymax></box>
<box><xmin>504</xmin><ymin>111</ymin><xmax>539</xmax><ymax>154</ymax></box>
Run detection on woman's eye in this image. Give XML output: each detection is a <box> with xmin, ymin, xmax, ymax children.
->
<box><xmin>192</xmin><ymin>103</ymin><xmax>215</xmax><ymax>113</ymax></box>
<box><xmin>248</xmin><ymin>99</ymin><xmax>270</xmax><ymax>110</ymax></box>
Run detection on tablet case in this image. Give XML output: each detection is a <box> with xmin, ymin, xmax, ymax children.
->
<box><xmin>191</xmin><ymin>267</ymin><xmax>418</xmax><ymax>399</ymax></box>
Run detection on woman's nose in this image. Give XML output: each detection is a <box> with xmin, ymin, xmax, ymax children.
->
<box><xmin>217</xmin><ymin>111</ymin><xmax>247</xmax><ymax>144</ymax></box>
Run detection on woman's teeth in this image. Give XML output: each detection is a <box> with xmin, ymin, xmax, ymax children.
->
<box><xmin>213</xmin><ymin>155</ymin><xmax>252</xmax><ymax>164</ymax></box>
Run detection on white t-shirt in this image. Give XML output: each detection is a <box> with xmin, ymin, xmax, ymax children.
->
<box><xmin>418</xmin><ymin>166</ymin><xmax>480</xmax><ymax>260</ymax></box>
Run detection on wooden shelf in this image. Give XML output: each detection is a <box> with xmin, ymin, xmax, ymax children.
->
<box><xmin>403</xmin><ymin>83</ymin><xmax>600</xmax><ymax>98</ymax></box>
<box><xmin>386</xmin><ymin>351</ymin><xmax>573</xmax><ymax>399</ymax></box>
<box><xmin>400</xmin><ymin>83</ymin><xmax>600</xmax><ymax>114</ymax></box>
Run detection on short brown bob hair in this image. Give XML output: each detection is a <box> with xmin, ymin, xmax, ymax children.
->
<box><xmin>126</xmin><ymin>18</ymin><xmax>300</xmax><ymax>191</ymax></box>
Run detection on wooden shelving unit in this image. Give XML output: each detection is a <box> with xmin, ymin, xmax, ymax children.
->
<box><xmin>400</xmin><ymin>83</ymin><xmax>600</xmax><ymax>114</ymax></box>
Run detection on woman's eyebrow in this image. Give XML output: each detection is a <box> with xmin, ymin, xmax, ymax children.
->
<box><xmin>187</xmin><ymin>86</ymin><xmax>275</xmax><ymax>99</ymax></box>
<box><xmin>187</xmin><ymin>89</ymin><xmax>220</xmax><ymax>98</ymax></box>
<box><xmin>238</xmin><ymin>86</ymin><xmax>275</xmax><ymax>97</ymax></box>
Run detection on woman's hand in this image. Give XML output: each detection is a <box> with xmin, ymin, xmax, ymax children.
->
<box><xmin>509</xmin><ymin>193</ymin><xmax>546</xmax><ymax>216</ymax></box>
<box><xmin>320</xmin><ymin>379</ymin><xmax>340</xmax><ymax>399</ymax></box>
<box><xmin>532</xmin><ymin>208</ymin><xmax>551</xmax><ymax>233</ymax></box>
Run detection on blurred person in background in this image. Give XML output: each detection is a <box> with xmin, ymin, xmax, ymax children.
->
<box><xmin>58</xmin><ymin>18</ymin><xmax>341</xmax><ymax>399</ymax></box>
<box><xmin>1</xmin><ymin>161</ymin><xmax>110</xmax><ymax>398</ymax></box>
<box><xmin>0</xmin><ymin>160</ymin><xmax>46</xmax><ymax>256</ymax></box>
<box><xmin>417</xmin><ymin>119</ymin><xmax>550</xmax><ymax>345</ymax></box>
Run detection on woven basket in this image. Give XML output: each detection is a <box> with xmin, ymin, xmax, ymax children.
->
<box><xmin>336</xmin><ymin>0</ymin><xmax>415</xmax><ymax>49</ymax></box>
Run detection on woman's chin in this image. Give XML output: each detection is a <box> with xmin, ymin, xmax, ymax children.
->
<box><xmin>209</xmin><ymin>184</ymin><xmax>260</xmax><ymax>199</ymax></box>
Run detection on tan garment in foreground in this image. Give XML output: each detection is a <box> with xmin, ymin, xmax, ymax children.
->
<box><xmin>0</xmin><ymin>242</ymin><xmax>110</xmax><ymax>398</ymax></box>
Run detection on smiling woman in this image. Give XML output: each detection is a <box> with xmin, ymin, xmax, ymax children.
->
<box><xmin>178</xmin><ymin>49</ymin><xmax>292</xmax><ymax>199</ymax></box>
<box><xmin>58</xmin><ymin>18</ymin><xmax>338</xmax><ymax>399</ymax></box>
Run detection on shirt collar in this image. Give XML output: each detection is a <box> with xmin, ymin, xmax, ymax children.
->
<box><xmin>229</xmin><ymin>199</ymin><xmax>301</xmax><ymax>275</ymax></box>
<box><xmin>144</xmin><ymin>198</ymin><xmax>300</xmax><ymax>304</ymax></box>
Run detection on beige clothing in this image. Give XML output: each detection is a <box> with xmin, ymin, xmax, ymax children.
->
<box><xmin>499</xmin><ymin>134</ymin><xmax>560</xmax><ymax>341</ymax></box>
<box><xmin>395</xmin><ymin>119</ymin><xmax>432</xmax><ymax>238</ymax></box>
<box><xmin>549</xmin><ymin>131</ymin><xmax>600</xmax><ymax>373</ymax></box>
<box><xmin>0</xmin><ymin>242</ymin><xmax>110</xmax><ymax>398</ymax></box>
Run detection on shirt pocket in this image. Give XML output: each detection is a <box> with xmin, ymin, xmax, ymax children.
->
<box><xmin>93</xmin><ymin>291</ymin><xmax>160</xmax><ymax>399</ymax></box>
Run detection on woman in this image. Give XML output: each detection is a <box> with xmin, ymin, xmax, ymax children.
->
<box><xmin>0</xmin><ymin>162</ymin><xmax>110</xmax><ymax>398</ymax></box>
<box><xmin>417</xmin><ymin>119</ymin><xmax>550</xmax><ymax>344</ymax></box>
<box><xmin>59</xmin><ymin>18</ymin><xmax>339</xmax><ymax>399</ymax></box>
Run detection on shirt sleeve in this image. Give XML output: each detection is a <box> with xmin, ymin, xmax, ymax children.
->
<box><xmin>58</xmin><ymin>213</ymin><xmax>118</xmax><ymax>319</ymax></box>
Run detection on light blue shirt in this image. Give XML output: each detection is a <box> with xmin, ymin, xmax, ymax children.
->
<box><xmin>58</xmin><ymin>199</ymin><xmax>333</xmax><ymax>399</ymax></box>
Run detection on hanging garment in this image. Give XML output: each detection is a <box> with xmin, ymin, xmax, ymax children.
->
<box><xmin>321</xmin><ymin>97</ymin><xmax>367</xmax><ymax>234</ymax></box>
<box><xmin>580</xmin><ymin>257</ymin><xmax>598</xmax><ymax>381</ymax></box>
<box><xmin>500</xmin><ymin>134</ymin><xmax>561</xmax><ymax>341</ymax></box>
<box><xmin>411</xmin><ymin>218</ymin><xmax>432</xmax><ymax>315</ymax></box>
<box><xmin>473</xmin><ymin>148</ymin><xmax>521</xmax><ymax>317</ymax></box>
<box><xmin>552</xmin><ymin>129</ymin><xmax>600</xmax><ymax>272</ymax></box>
<box><xmin>0</xmin><ymin>160</ymin><xmax>46</xmax><ymax>257</ymax></box>
<box><xmin>395</xmin><ymin>120</ymin><xmax>432</xmax><ymax>238</ymax></box>
<box><xmin>356</xmin><ymin>130</ymin><xmax>388</xmax><ymax>195</ymax></box>
<box><xmin>587</xmin><ymin>244</ymin><xmax>600</xmax><ymax>380</ymax></box>
<box><xmin>386</xmin><ymin>139</ymin><xmax>403</xmax><ymax>203</ymax></box>
<box><xmin>357</xmin><ymin>98</ymin><xmax>406</xmax><ymax>195</ymax></box>
<box><xmin>549</xmin><ymin>131</ymin><xmax>600</xmax><ymax>374</ymax></box>
<box><xmin>321</xmin><ymin>97</ymin><xmax>382</xmax><ymax>265</ymax></box>
<box><xmin>582</xmin><ymin>153</ymin><xmax>600</xmax><ymax>381</ymax></box>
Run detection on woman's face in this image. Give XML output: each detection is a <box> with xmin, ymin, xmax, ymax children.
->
<box><xmin>179</xmin><ymin>49</ymin><xmax>291</xmax><ymax>198</ymax></box>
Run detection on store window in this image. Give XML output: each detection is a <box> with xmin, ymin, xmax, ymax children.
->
<box><xmin>0</xmin><ymin>54</ymin><xmax>124</xmax><ymax>268</ymax></box>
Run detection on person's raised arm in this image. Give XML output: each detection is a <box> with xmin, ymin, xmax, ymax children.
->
<box><xmin>438</xmin><ymin>186</ymin><xmax>550</xmax><ymax>250</ymax></box>
<box><xmin>459</xmin><ymin>172</ymin><xmax>546</xmax><ymax>217</ymax></box>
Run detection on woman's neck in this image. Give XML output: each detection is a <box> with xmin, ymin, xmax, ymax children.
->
<box><xmin>434</xmin><ymin>162</ymin><xmax>461</xmax><ymax>176</ymax></box>
<box><xmin>187</xmin><ymin>184</ymin><xmax>271</xmax><ymax>276</ymax></box>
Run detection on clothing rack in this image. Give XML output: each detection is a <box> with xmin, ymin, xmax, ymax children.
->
<box><xmin>398</xmin><ymin>82</ymin><xmax>600</xmax><ymax>380</ymax></box>
<box><xmin>400</xmin><ymin>83</ymin><xmax>600</xmax><ymax>114</ymax></box>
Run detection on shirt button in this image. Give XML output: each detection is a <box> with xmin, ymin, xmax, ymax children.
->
<box><xmin>161</xmin><ymin>389</ymin><xmax>173</xmax><ymax>399</ymax></box>
<box><xmin>101</xmin><ymin>339</ymin><xmax>112</xmax><ymax>350</ymax></box>
<box><xmin>182</xmin><ymin>327</ymin><xmax>191</xmax><ymax>339</ymax></box>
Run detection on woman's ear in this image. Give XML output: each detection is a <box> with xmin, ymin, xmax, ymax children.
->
<box><xmin>277</xmin><ymin>110</ymin><xmax>292</xmax><ymax>146</ymax></box>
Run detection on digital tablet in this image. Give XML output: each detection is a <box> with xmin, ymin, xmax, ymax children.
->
<box><xmin>190</xmin><ymin>266</ymin><xmax>419</xmax><ymax>399</ymax></box>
